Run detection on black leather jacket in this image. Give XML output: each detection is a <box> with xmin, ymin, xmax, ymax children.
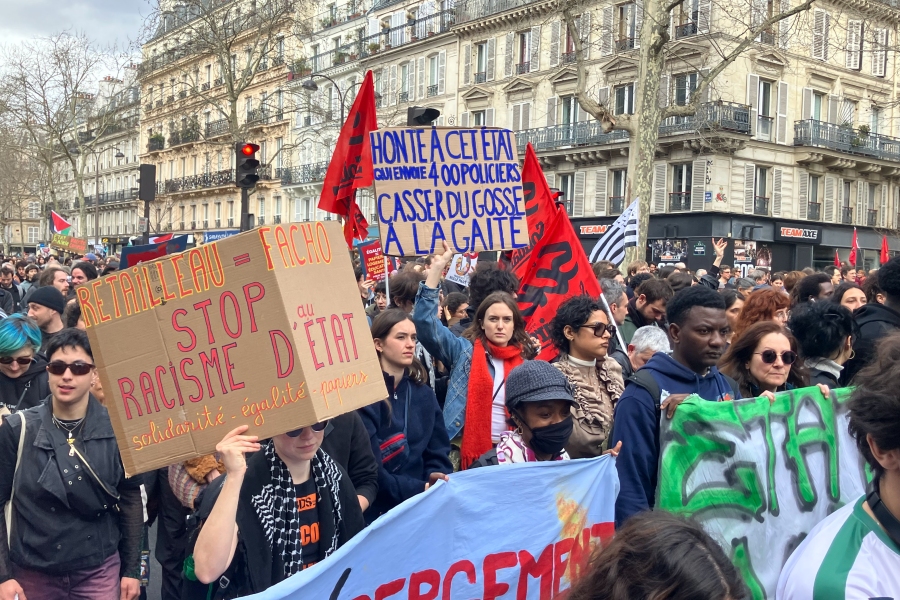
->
<box><xmin>0</xmin><ymin>396</ymin><xmax>143</xmax><ymax>582</ymax></box>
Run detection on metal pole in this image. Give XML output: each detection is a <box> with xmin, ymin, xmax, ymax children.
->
<box><xmin>94</xmin><ymin>153</ymin><xmax>100</xmax><ymax>253</ymax></box>
<box><xmin>240</xmin><ymin>187</ymin><xmax>250</xmax><ymax>232</ymax></box>
<box><xmin>384</xmin><ymin>255</ymin><xmax>391</xmax><ymax>306</ymax></box>
<box><xmin>599</xmin><ymin>292</ymin><xmax>628</xmax><ymax>352</ymax></box>
<box><xmin>141</xmin><ymin>195</ymin><xmax>150</xmax><ymax>245</ymax></box>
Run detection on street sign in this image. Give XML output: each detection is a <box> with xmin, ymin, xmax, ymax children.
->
<box><xmin>138</xmin><ymin>217</ymin><xmax>148</xmax><ymax>233</ymax></box>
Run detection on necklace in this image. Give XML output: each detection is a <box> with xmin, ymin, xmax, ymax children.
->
<box><xmin>52</xmin><ymin>413</ymin><xmax>86</xmax><ymax>456</ymax></box>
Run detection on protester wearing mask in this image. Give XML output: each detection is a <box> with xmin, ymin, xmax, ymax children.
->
<box><xmin>0</xmin><ymin>315</ymin><xmax>50</xmax><ymax>414</ymax></box>
<box><xmin>619</xmin><ymin>279</ymin><xmax>674</xmax><ymax>344</ymax></box>
<box><xmin>0</xmin><ymin>328</ymin><xmax>143</xmax><ymax>600</ymax></box>
<box><xmin>470</xmin><ymin>361</ymin><xmax>577</xmax><ymax>467</ymax></box>
<box><xmin>360</xmin><ymin>310</ymin><xmax>452</xmax><ymax>522</ymax></box>
<box><xmin>789</xmin><ymin>302</ymin><xmax>854</xmax><ymax>387</ymax></box>
<box><xmin>549</xmin><ymin>296</ymin><xmax>624</xmax><ymax>458</ymax></box>
<box><xmin>413</xmin><ymin>241</ymin><xmax>537</xmax><ymax>470</ymax></box>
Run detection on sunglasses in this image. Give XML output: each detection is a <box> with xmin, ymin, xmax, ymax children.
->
<box><xmin>578</xmin><ymin>323</ymin><xmax>617</xmax><ymax>338</ymax></box>
<box><xmin>755</xmin><ymin>350</ymin><xmax>798</xmax><ymax>365</ymax></box>
<box><xmin>47</xmin><ymin>361</ymin><xmax>96</xmax><ymax>376</ymax></box>
<box><xmin>0</xmin><ymin>356</ymin><xmax>33</xmax><ymax>366</ymax></box>
<box><xmin>285</xmin><ymin>421</ymin><xmax>328</xmax><ymax>437</ymax></box>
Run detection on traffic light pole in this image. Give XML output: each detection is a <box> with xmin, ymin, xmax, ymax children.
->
<box><xmin>141</xmin><ymin>196</ymin><xmax>150</xmax><ymax>245</ymax></box>
<box><xmin>240</xmin><ymin>187</ymin><xmax>250</xmax><ymax>232</ymax></box>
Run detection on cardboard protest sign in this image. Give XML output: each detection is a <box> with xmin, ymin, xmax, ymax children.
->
<box><xmin>248</xmin><ymin>456</ymin><xmax>618</xmax><ymax>600</ymax></box>
<box><xmin>445</xmin><ymin>253</ymin><xmax>477</xmax><ymax>287</ymax></box>
<box><xmin>370</xmin><ymin>127</ymin><xmax>528</xmax><ymax>256</ymax></box>
<box><xmin>50</xmin><ymin>233</ymin><xmax>88</xmax><ymax>254</ymax></box>
<box><xmin>357</xmin><ymin>239</ymin><xmax>386</xmax><ymax>282</ymax></box>
<box><xmin>79</xmin><ymin>221</ymin><xmax>387</xmax><ymax>476</ymax></box>
<box><xmin>657</xmin><ymin>387</ymin><xmax>865</xmax><ymax>600</ymax></box>
<box><xmin>119</xmin><ymin>235</ymin><xmax>188</xmax><ymax>268</ymax></box>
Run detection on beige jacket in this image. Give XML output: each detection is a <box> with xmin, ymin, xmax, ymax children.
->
<box><xmin>554</xmin><ymin>354</ymin><xmax>625</xmax><ymax>459</ymax></box>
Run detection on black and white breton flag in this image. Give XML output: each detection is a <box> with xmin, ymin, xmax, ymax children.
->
<box><xmin>588</xmin><ymin>198</ymin><xmax>639</xmax><ymax>265</ymax></box>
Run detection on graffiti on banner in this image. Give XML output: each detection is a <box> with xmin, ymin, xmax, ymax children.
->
<box><xmin>370</xmin><ymin>127</ymin><xmax>528</xmax><ymax>256</ymax></box>
<box><xmin>357</xmin><ymin>239</ymin><xmax>386</xmax><ymax>282</ymax></box>
<box><xmin>50</xmin><ymin>233</ymin><xmax>88</xmax><ymax>254</ymax></box>
<box><xmin>657</xmin><ymin>387</ymin><xmax>866</xmax><ymax>600</ymax></box>
<box><xmin>445</xmin><ymin>253</ymin><xmax>477</xmax><ymax>287</ymax></box>
<box><xmin>248</xmin><ymin>456</ymin><xmax>618</xmax><ymax>600</ymax></box>
<box><xmin>79</xmin><ymin>222</ymin><xmax>387</xmax><ymax>475</ymax></box>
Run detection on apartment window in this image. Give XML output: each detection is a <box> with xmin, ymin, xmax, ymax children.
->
<box><xmin>754</xmin><ymin>167</ymin><xmax>769</xmax><ymax>215</ymax></box>
<box><xmin>28</xmin><ymin>202</ymin><xmax>40</xmax><ymax>219</ymax></box>
<box><xmin>676</xmin><ymin>0</ymin><xmax>699</xmax><ymax>37</ymax></box>
<box><xmin>27</xmin><ymin>227</ymin><xmax>39</xmax><ymax>244</ymax></box>
<box><xmin>671</xmin><ymin>163</ymin><xmax>692</xmax><ymax>211</ymax></box>
<box><xmin>303</xmin><ymin>198</ymin><xmax>312</xmax><ymax>221</ymax></box>
<box><xmin>260</xmin><ymin>141</ymin><xmax>267</xmax><ymax>165</ymax></box>
<box><xmin>275</xmin><ymin>197</ymin><xmax>282</xmax><ymax>220</ymax></box>
<box><xmin>275</xmin><ymin>138</ymin><xmax>284</xmax><ymax>168</ymax></box>
<box><xmin>473</xmin><ymin>111</ymin><xmax>486</xmax><ymax>126</ymax></box>
<box><xmin>190</xmin><ymin>205</ymin><xmax>197</xmax><ymax>223</ymax></box>
<box><xmin>429</xmin><ymin>55</ymin><xmax>438</xmax><ymax>86</ymax></box>
<box><xmin>227</xmin><ymin>201</ymin><xmax>234</xmax><ymax>219</ymax></box>
<box><xmin>560</xmin><ymin>96</ymin><xmax>578</xmax><ymax>125</ymax></box>
<box><xmin>400</xmin><ymin>63</ymin><xmax>409</xmax><ymax>100</ymax></box>
<box><xmin>757</xmin><ymin>79</ymin><xmax>775</xmax><ymax>141</ymax></box>
<box><xmin>617</xmin><ymin>3</ymin><xmax>637</xmax><ymax>49</ymax></box>
<box><xmin>258</xmin><ymin>199</ymin><xmax>266</xmax><ymax>217</ymax></box>
<box><xmin>517</xmin><ymin>31</ymin><xmax>531</xmax><ymax>68</ymax></box>
<box><xmin>558</xmin><ymin>174</ymin><xmax>575</xmax><ymax>215</ymax></box>
<box><xmin>610</xmin><ymin>169</ymin><xmax>627</xmax><ymax>214</ymax></box>
<box><xmin>813</xmin><ymin>92</ymin><xmax>825</xmax><ymax>120</ymax></box>
<box><xmin>674</xmin><ymin>73</ymin><xmax>698</xmax><ymax>106</ymax></box>
<box><xmin>614</xmin><ymin>84</ymin><xmax>635</xmax><ymax>115</ymax></box>
<box><xmin>277</xmin><ymin>37</ymin><xmax>285</xmax><ymax>59</ymax></box>
<box><xmin>809</xmin><ymin>175</ymin><xmax>821</xmax><ymax>220</ymax></box>
<box><xmin>871</xmin><ymin>106</ymin><xmax>883</xmax><ymax>134</ymax></box>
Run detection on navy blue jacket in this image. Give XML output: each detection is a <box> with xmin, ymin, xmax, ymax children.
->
<box><xmin>611</xmin><ymin>353</ymin><xmax>740</xmax><ymax>527</ymax></box>
<box><xmin>358</xmin><ymin>372</ymin><xmax>452</xmax><ymax>522</ymax></box>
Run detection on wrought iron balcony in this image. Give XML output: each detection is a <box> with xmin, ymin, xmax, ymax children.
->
<box><xmin>213</xmin><ymin>77</ymin><xmax>223</xmax><ymax>87</ymax></box>
<box><xmin>162</xmin><ymin>169</ymin><xmax>235</xmax><ymax>194</ymax></box>
<box><xmin>675</xmin><ymin>21</ymin><xmax>697</xmax><ymax>38</ymax></box>
<box><xmin>474</xmin><ymin>71</ymin><xmax>487</xmax><ymax>83</ymax></box>
<box><xmin>456</xmin><ymin>0</ymin><xmax>539</xmax><ymax>24</ymax></box>
<box><xmin>562</xmin><ymin>51</ymin><xmax>577</xmax><ymax>64</ymax></box>
<box><xmin>516</xmin><ymin>62</ymin><xmax>530</xmax><ymax>74</ymax></box>
<box><xmin>274</xmin><ymin>215</ymin><xmax>282</xmax><ymax>224</ymax></box>
<box><xmin>205</xmin><ymin>118</ymin><xmax>229</xmax><ymax>138</ymax></box>
<box><xmin>669</xmin><ymin>191</ymin><xmax>691</xmax><ymax>212</ymax></box>
<box><xmin>258</xmin><ymin>216</ymin><xmax>266</xmax><ymax>225</ymax></box>
<box><xmin>794</xmin><ymin>119</ymin><xmax>900</xmax><ymax>162</ymax></box>
<box><xmin>754</xmin><ymin>196</ymin><xmax>769</xmax><ymax>216</ymax></box>
<box><xmin>841</xmin><ymin>206</ymin><xmax>853</xmax><ymax>224</ymax></box>
<box><xmin>427</xmin><ymin>84</ymin><xmax>438</xmax><ymax>97</ymax></box>
<box><xmin>228</xmin><ymin>218</ymin><xmax>234</xmax><ymax>227</ymax></box>
<box><xmin>201</xmin><ymin>82</ymin><xmax>210</xmax><ymax>91</ymax></box>
<box><xmin>279</xmin><ymin>162</ymin><xmax>329</xmax><ymax>185</ymax></box>
<box><xmin>759</xmin><ymin>30</ymin><xmax>776</xmax><ymax>45</ymax></box>
<box><xmin>399</xmin><ymin>91</ymin><xmax>409</xmax><ymax>102</ymax></box>
<box><xmin>868</xmin><ymin>209</ymin><xmax>878</xmax><ymax>226</ymax></box>
<box><xmin>808</xmin><ymin>202</ymin><xmax>821</xmax><ymax>221</ymax></box>
<box><xmin>147</xmin><ymin>138</ymin><xmax>165</xmax><ymax>152</ymax></box>
<box><xmin>247</xmin><ymin>108</ymin><xmax>270</xmax><ymax>126</ymax></box>
<box><xmin>356</xmin><ymin>11</ymin><xmax>455</xmax><ymax>59</ymax></box>
<box><xmin>616</xmin><ymin>37</ymin><xmax>636</xmax><ymax>51</ymax></box>
<box><xmin>609</xmin><ymin>196</ymin><xmax>625</xmax><ymax>215</ymax></box>
<box><xmin>756</xmin><ymin>115</ymin><xmax>774</xmax><ymax>142</ymax></box>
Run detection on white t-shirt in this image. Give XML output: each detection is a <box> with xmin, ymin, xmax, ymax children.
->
<box><xmin>777</xmin><ymin>495</ymin><xmax>900</xmax><ymax>600</ymax></box>
<box><xmin>490</xmin><ymin>355</ymin><xmax>507</xmax><ymax>442</ymax></box>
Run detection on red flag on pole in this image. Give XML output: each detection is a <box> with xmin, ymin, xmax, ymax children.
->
<box><xmin>319</xmin><ymin>70</ymin><xmax>378</xmax><ymax>247</ymax></box>
<box><xmin>834</xmin><ymin>249</ymin><xmax>841</xmax><ymax>268</ymax></box>
<box><xmin>848</xmin><ymin>227</ymin><xmax>859</xmax><ymax>266</ymax></box>
<box><xmin>511</xmin><ymin>144</ymin><xmax>602</xmax><ymax>361</ymax></box>
<box><xmin>881</xmin><ymin>235</ymin><xmax>890</xmax><ymax>264</ymax></box>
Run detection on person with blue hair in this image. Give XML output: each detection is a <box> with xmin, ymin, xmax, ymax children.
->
<box><xmin>0</xmin><ymin>314</ymin><xmax>50</xmax><ymax>414</ymax></box>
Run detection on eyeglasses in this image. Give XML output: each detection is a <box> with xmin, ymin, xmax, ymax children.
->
<box><xmin>755</xmin><ymin>350</ymin><xmax>798</xmax><ymax>365</ymax></box>
<box><xmin>0</xmin><ymin>356</ymin><xmax>33</xmax><ymax>366</ymax></box>
<box><xmin>285</xmin><ymin>421</ymin><xmax>328</xmax><ymax>437</ymax></box>
<box><xmin>578</xmin><ymin>323</ymin><xmax>617</xmax><ymax>337</ymax></box>
<box><xmin>47</xmin><ymin>361</ymin><xmax>96</xmax><ymax>376</ymax></box>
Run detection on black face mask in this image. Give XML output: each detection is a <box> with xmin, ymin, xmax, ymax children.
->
<box><xmin>526</xmin><ymin>415</ymin><xmax>573</xmax><ymax>458</ymax></box>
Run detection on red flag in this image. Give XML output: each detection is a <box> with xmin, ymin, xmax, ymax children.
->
<box><xmin>834</xmin><ymin>249</ymin><xmax>841</xmax><ymax>268</ymax></box>
<box><xmin>319</xmin><ymin>70</ymin><xmax>377</xmax><ymax>246</ymax></box>
<box><xmin>848</xmin><ymin>227</ymin><xmax>859</xmax><ymax>266</ymax></box>
<box><xmin>881</xmin><ymin>235</ymin><xmax>890</xmax><ymax>264</ymax></box>
<box><xmin>512</xmin><ymin>144</ymin><xmax>602</xmax><ymax>361</ymax></box>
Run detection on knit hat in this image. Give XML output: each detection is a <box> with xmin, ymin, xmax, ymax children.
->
<box><xmin>505</xmin><ymin>361</ymin><xmax>576</xmax><ymax>411</ymax></box>
<box><xmin>29</xmin><ymin>286</ymin><xmax>66</xmax><ymax>315</ymax></box>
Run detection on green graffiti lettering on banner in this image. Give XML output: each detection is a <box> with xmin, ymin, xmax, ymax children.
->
<box><xmin>731</xmin><ymin>537</ymin><xmax>765</xmax><ymax>600</ymax></box>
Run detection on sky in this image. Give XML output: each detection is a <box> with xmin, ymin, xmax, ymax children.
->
<box><xmin>0</xmin><ymin>0</ymin><xmax>150</xmax><ymax>50</ymax></box>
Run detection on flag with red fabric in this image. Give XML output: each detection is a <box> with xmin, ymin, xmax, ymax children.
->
<box><xmin>507</xmin><ymin>143</ymin><xmax>602</xmax><ymax>361</ymax></box>
<box><xmin>318</xmin><ymin>70</ymin><xmax>378</xmax><ymax>247</ymax></box>
<box><xmin>848</xmin><ymin>227</ymin><xmax>859</xmax><ymax>266</ymax></box>
<box><xmin>834</xmin><ymin>249</ymin><xmax>841</xmax><ymax>268</ymax></box>
<box><xmin>50</xmin><ymin>210</ymin><xmax>74</xmax><ymax>236</ymax></box>
<box><xmin>881</xmin><ymin>235</ymin><xmax>890</xmax><ymax>264</ymax></box>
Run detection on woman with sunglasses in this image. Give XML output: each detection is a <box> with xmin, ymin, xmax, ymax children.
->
<box><xmin>0</xmin><ymin>314</ymin><xmax>50</xmax><ymax>414</ymax></box>
<box><xmin>548</xmin><ymin>296</ymin><xmax>624</xmax><ymax>458</ymax></box>
<box><xmin>186</xmin><ymin>418</ymin><xmax>365</xmax><ymax>595</ymax></box>
<box><xmin>360</xmin><ymin>310</ymin><xmax>452</xmax><ymax>523</ymax></box>
<box><xmin>0</xmin><ymin>328</ymin><xmax>143</xmax><ymax>600</ymax></box>
<box><xmin>718</xmin><ymin>321</ymin><xmax>824</xmax><ymax>401</ymax></box>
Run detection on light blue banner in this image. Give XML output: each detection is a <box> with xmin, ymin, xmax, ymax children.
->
<box><xmin>243</xmin><ymin>456</ymin><xmax>619</xmax><ymax>599</ymax></box>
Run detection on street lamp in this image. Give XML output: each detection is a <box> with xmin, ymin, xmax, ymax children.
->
<box><xmin>302</xmin><ymin>74</ymin><xmax>381</xmax><ymax>123</ymax></box>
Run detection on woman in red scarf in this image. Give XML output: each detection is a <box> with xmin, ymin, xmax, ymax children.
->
<box><xmin>411</xmin><ymin>242</ymin><xmax>537</xmax><ymax>469</ymax></box>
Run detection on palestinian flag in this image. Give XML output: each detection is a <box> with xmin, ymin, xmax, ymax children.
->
<box><xmin>50</xmin><ymin>210</ymin><xmax>74</xmax><ymax>236</ymax></box>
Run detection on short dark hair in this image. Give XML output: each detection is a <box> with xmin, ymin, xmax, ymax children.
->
<box><xmin>597</xmin><ymin>268</ymin><xmax>622</xmax><ymax>281</ymax></box>
<box><xmin>63</xmin><ymin>299</ymin><xmax>82</xmax><ymax>328</ymax></box>
<box><xmin>848</xmin><ymin>332</ymin><xmax>900</xmax><ymax>478</ymax></box>
<box><xmin>824</xmin><ymin>265</ymin><xmax>839</xmax><ymax>277</ymax></box>
<box><xmin>635</xmin><ymin>278</ymin><xmax>674</xmax><ymax>305</ymax></box>
<box><xmin>0</xmin><ymin>266</ymin><xmax>13</xmax><ymax>277</ymax></box>
<box><xmin>374</xmin><ymin>280</ymin><xmax>387</xmax><ymax>295</ymax></box>
<box><xmin>658</xmin><ymin>265</ymin><xmax>677</xmax><ymax>279</ymax></box>
<box><xmin>666</xmin><ymin>271</ymin><xmax>693</xmax><ymax>293</ymax></box>
<box><xmin>15</xmin><ymin>260</ymin><xmax>27</xmax><ymax>270</ymax></box>
<box><xmin>772</xmin><ymin>271</ymin><xmax>787</xmax><ymax>282</ymax></box>
<box><xmin>789</xmin><ymin>302</ymin><xmax>853</xmax><ymax>361</ymax></box>
<box><xmin>467</xmin><ymin>263</ymin><xmax>518</xmax><ymax>309</ymax></box>
<box><xmin>387</xmin><ymin>271</ymin><xmax>425</xmax><ymax>308</ymax></box>
<box><xmin>877</xmin><ymin>256</ymin><xmax>900</xmax><ymax>300</ymax></box>
<box><xmin>666</xmin><ymin>285</ymin><xmax>725</xmax><ymax>327</ymax></box>
<box><xmin>550</xmin><ymin>295</ymin><xmax>604</xmax><ymax>354</ymax></box>
<box><xmin>832</xmin><ymin>282</ymin><xmax>863</xmax><ymax>305</ymax></box>
<box><xmin>719</xmin><ymin>264</ymin><xmax>733</xmax><ymax>272</ymax></box>
<box><xmin>71</xmin><ymin>261</ymin><xmax>99</xmax><ymax>281</ymax></box>
<box><xmin>354</xmin><ymin>265</ymin><xmax>364</xmax><ymax>281</ymax></box>
<box><xmin>720</xmin><ymin>288</ymin><xmax>745</xmax><ymax>310</ymax></box>
<box><xmin>629</xmin><ymin>273</ymin><xmax>653</xmax><ymax>291</ymax></box>
<box><xmin>862</xmin><ymin>276</ymin><xmax>884</xmax><ymax>303</ymax></box>
<box><xmin>45</xmin><ymin>327</ymin><xmax>92</xmax><ymax>363</ymax></box>
<box><xmin>38</xmin><ymin>266</ymin><xmax>66</xmax><ymax>287</ymax></box>
<box><xmin>794</xmin><ymin>273</ymin><xmax>832</xmax><ymax>304</ymax></box>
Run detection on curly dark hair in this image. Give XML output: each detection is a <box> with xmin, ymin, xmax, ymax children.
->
<box><xmin>567</xmin><ymin>511</ymin><xmax>748</xmax><ymax>600</ymax></box>
<box><xmin>549</xmin><ymin>295</ymin><xmax>605</xmax><ymax>354</ymax></box>
<box><xmin>878</xmin><ymin>256</ymin><xmax>900</xmax><ymax>300</ymax></box>
<box><xmin>665</xmin><ymin>285</ymin><xmax>725</xmax><ymax>327</ymax></box>
<box><xmin>628</xmin><ymin>272</ymin><xmax>653</xmax><ymax>290</ymax></box>
<box><xmin>862</xmin><ymin>275</ymin><xmax>884</xmax><ymax>304</ymax></box>
<box><xmin>848</xmin><ymin>332</ymin><xmax>900</xmax><ymax>478</ymax></box>
<box><xmin>718</xmin><ymin>321</ymin><xmax>807</xmax><ymax>397</ymax></box>
<box><xmin>467</xmin><ymin>263</ymin><xmax>519</xmax><ymax>310</ymax></box>
<box><xmin>789</xmin><ymin>301</ymin><xmax>853</xmax><ymax>361</ymax></box>
<box><xmin>792</xmin><ymin>272</ymin><xmax>832</xmax><ymax>304</ymax></box>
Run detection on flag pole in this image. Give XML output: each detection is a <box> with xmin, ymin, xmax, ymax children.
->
<box><xmin>599</xmin><ymin>292</ymin><xmax>628</xmax><ymax>352</ymax></box>
<box><xmin>384</xmin><ymin>255</ymin><xmax>391</xmax><ymax>307</ymax></box>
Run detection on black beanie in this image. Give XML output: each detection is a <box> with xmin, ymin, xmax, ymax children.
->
<box><xmin>29</xmin><ymin>286</ymin><xmax>66</xmax><ymax>315</ymax></box>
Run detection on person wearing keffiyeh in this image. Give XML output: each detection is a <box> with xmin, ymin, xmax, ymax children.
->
<box><xmin>187</xmin><ymin>424</ymin><xmax>364</xmax><ymax>596</ymax></box>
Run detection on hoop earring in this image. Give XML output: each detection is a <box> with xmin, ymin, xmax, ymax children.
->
<box><xmin>848</xmin><ymin>349</ymin><xmax>856</xmax><ymax>360</ymax></box>
<box><xmin>515</xmin><ymin>425</ymin><xmax>523</xmax><ymax>435</ymax></box>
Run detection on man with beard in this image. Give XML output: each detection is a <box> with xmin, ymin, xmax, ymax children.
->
<box><xmin>619</xmin><ymin>278</ymin><xmax>674</xmax><ymax>344</ymax></box>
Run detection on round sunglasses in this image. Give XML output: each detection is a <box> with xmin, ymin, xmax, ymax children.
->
<box><xmin>577</xmin><ymin>323</ymin><xmax>617</xmax><ymax>338</ymax></box>
<box><xmin>0</xmin><ymin>356</ymin><xmax>34</xmax><ymax>366</ymax></box>
<box><xmin>755</xmin><ymin>350</ymin><xmax>798</xmax><ymax>365</ymax></box>
<box><xmin>285</xmin><ymin>421</ymin><xmax>328</xmax><ymax>437</ymax></box>
<box><xmin>46</xmin><ymin>361</ymin><xmax>96</xmax><ymax>376</ymax></box>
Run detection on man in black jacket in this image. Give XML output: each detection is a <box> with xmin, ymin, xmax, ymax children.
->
<box><xmin>843</xmin><ymin>256</ymin><xmax>900</xmax><ymax>384</ymax></box>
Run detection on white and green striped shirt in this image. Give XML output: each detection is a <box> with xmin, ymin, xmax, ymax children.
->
<box><xmin>777</xmin><ymin>496</ymin><xmax>900</xmax><ymax>600</ymax></box>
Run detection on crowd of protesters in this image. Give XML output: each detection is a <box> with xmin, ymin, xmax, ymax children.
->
<box><xmin>0</xmin><ymin>239</ymin><xmax>899</xmax><ymax>600</ymax></box>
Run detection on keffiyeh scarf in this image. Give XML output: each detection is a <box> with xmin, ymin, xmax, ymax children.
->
<box><xmin>251</xmin><ymin>441</ymin><xmax>344</xmax><ymax>578</ymax></box>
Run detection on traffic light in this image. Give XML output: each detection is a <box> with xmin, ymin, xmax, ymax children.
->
<box><xmin>138</xmin><ymin>164</ymin><xmax>156</xmax><ymax>202</ymax></box>
<box><xmin>235</xmin><ymin>142</ymin><xmax>260</xmax><ymax>189</ymax></box>
<box><xmin>407</xmin><ymin>107</ymin><xmax>441</xmax><ymax>126</ymax></box>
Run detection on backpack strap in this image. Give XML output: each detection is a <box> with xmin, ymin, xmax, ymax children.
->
<box><xmin>5</xmin><ymin>411</ymin><xmax>27</xmax><ymax>547</ymax></box>
<box><xmin>627</xmin><ymin>369</ymin><xmax>663</xmax><ymax>411</ymax></box>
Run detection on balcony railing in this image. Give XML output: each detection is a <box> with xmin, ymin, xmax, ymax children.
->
<box><xmin>247</xmin><ymin>108</ymin><xmax>270</xmax><ymax>126</ymax></box>
<box><xmin>794</xmin><ymin>119</ymin><xmax>900</xmax><ymax>163</ymax></box>
<box><xmin>562</xmin><ymin>51</ymin><xmax>577</xmax><ymax>64</ymax></box>
<box><xmin>616</xmin><ymin>37</ymin><xmax>636</xmax><ymax>51</ymax></box>
<box><xmin>399</xmin><ymin>91</ymin><xmax>409</xmax><ymax>102</ymax></box>
<box><xmin>474</xmin><ymin>71</ymin><xmax>487</xmax><ymax>83</ymax></box>
<box><xmin>205</xmin><ymin>118</ymin><xmax>229</xmax><ymax>138</ymax></box>
<box><xmin>166</xmin><ymin>95</ymin><xmax>175</xmax><ymax>104</ymax></box>
<box><xmin>754</xmin><ymin>196</ymin><xmax>769</xmax><ymax>216</ymax></box>
<box><xmin>228</xmin><ymin>218</ymin><xmax>234</xmax><ymax>227</ymax></box>
<box><xmin>258</xmin><ymin>216</ymin><xmax>266</xmax><ymax>225</ymax></box>
<box><xmin>675</xmin><ymin>21</ymin><xmax>698</xmax><ymax>38</ymax></box>
<box><xmin>82</xmin><ymin>189</ymin><xmax>139</xmax><ymax>206</ymax></box>
<box><xmin>756</xmin><ymin>115</ymin><xmax>774</xmax><ymax>142</ymax></box>
<box><xmin>427</xmin><ymin>84</ymin><xmax>438</xmax><ymax>97</ymax></box>
<box><xmin>609</xmin><ymin>196</ymin><xmax>625</xmax><ymax>215</ymax></box>
<box><xmin>841</xmin><ymin>206</ymin><xmax>853</xmax><ymax>224</ymax></box>
<box><xmin>868</xmin><ymin>209</ymin><xmax>878</xmax><ymax>226</ymax></box>
<box><xmin>360</xmin><ymin>10</ymin><xmax>455</xmax><ymax>59</ymax></box>
<box><xmin>162</xmin><ymin>169</ymin><xmax>235</xmax><ymax>194</ymax></box>
<box><xmin>274</xmin><ymin>215</ymin><xmax>282</xmax><ymax>224</ymax></box>
<box><xmin>759</xmin><ymin>30</ymin><xmax>776</xmax><ymax>45</ymax></box>
<box><xmin>279</xmin><ymin>162</ymin><xmax>329</xmax><ymax>185</ymax></box>
<box><xmin>147</xmin><ymin>138</ymin><xmax>165</xmax><ymax>152</ymax></box>
<box><xmin>669</xmin><ymin>191</ymin><xmax>691</xmax><ymax>212</ymax></box>
<box><xmin>808</xmin><ymin>202</ymin><xmax>821</xmax><ymax>221</ymax></box>
<box><xmin>516</xmin><ymin>62</ymin><xmax>530</xmax><ymax>74</ymax></box>
<box><xmin>456</xmin><ymin>0</ymin><xmax>539</xmax><ymax>24</ymax></box>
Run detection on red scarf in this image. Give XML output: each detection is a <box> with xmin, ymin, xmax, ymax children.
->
<box><xmin>460</xmin><ymin>339</ymin><xmax>524</xmax><ymax>469</ymax></box>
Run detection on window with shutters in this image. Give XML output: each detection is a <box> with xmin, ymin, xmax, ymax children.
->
<box><xmin>617</xmin><ymin>3</ymin><xmax>637</xmax><ymax>51</ymax></box>
<box><xmin>675</xmin><ymin>0</ymin><xmax>700</xmax><ymax>38</ymax></box>
<box><xmin>846</xmin><ymin>21</ymin><xmax>863</xmax><ymax>70</ymax></box>
<box><xmin>871</xmin><ymin>106</ymin><xmax>883</xmax><ymax>134</ymax></box>
<box><xmin>614</xmin><ymin>84</ymin><xmax>635</xmax><ymax>115</ymax></box>
<box><xmin>475</xmin><ymin>42</ymin><xmax>487</xmax><ymax>83</ymax></box>
<box><xmin>511</xmin><ymin>103</ymin><xmax>531</xmax><ymax>130</ymax></box>
<box><xmin>756</xmin><ymin>79</ymin><xmax>775</xmax><ymax>142</ymax></box>
<box><xmin>867</xmin><ymin>184</ymin><xmax>879</xmax><ymax>226</ymax></box>
<box><xmin>560</xmin><ymin>96</ymin><xmax>578</xmax><ymax>126</ymax></box>
<box><xmin>754</xmin><ymin>167</ymin><xmax>770</xmax><ymax>215</ymax></box>
<box><xmin>558</xmin><ymin>174</ymin><xmax>574</xmax><ymax>214</ymax></box>
<box><xmin>399</xmin><ymin>63</ymin><xmax>410</xmax><ymax>102</ymax></box>
<box><xmin>808</xmin><ymin>175</ymin><xmax>821</xmax><ymax>220</ymax></box>
<box><xmin>813</xmin><ymin>92</ymin><xmax>825</xmax><ymax>120</ymax></box>
<box><xmin>610</xmin><ymin>169</ymin><xmax>627</xmax><ymax>215</ymax></box>
<box><xmin>562</xmin><ymin>19</ymin><xmax>577</xmax><ymax>64</ymax></box>
<box><xmin>671</xmin><ymin>164</ymin><xmax>692</xmax><ymax>212</ymax></box>
<box><xmin>428</xmin><ymin>55</ymin><xmax>438</xmax><ymax>96</ymax></box>
<box><xmin>872</xmin><ymin>29</ymin><xmax>888</xmax><ymax>78</ymax></box>
<box><xmin>473</xmin><ymin>111</ymin><xmax>486</xmax><ymax>126</ymax></box>
<box><xmin>516</xmin><ymin>31</ymin><xmax>531</xmax><ymax>73</ymax></box>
